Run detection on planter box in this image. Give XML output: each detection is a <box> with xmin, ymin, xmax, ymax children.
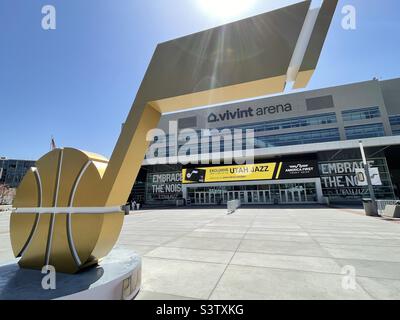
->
<box><xmin>384</xmin><ymin>205</ymin><xmax>400</xmax><ymax>219</ymax></box>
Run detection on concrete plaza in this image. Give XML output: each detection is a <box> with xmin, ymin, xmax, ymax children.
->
<box><xmin>1</xmin><ymin>206</ymin><xmax>400</xmax><ymax>300</ymax></box>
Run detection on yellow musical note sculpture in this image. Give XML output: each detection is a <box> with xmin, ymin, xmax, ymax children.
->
<box><xmin>10</xmin><ymin>0</ymin><xmax>337</xmax><ymax>273</ymax></box>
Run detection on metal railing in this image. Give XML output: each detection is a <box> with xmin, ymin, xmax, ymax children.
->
<box><xmin>376</xmin><ymin>200</ymin><xmax>400</xmax><ymax>215</ymax></box>
<box><xmin>227</xmin><ymin>200</ymin><xmax>241</xmax><ymax>215</ymax></box>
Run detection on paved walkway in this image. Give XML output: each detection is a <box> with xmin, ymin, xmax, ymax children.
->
<box><xmin>1</xmin><ymin>207</ymin><xmax>400</xmax><ymax>300</ymax></box>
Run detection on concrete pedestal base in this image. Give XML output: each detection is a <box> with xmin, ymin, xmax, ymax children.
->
<box><xmin>0</xmin><ymin>247</ymin><xmax>141</xmax><ymax>300</ymax></box>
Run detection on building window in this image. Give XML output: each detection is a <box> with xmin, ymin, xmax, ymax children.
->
<box><xmin>342</xmin><ymin>107</ymin><xmax>381</xmax><ymax>122</ymax></box>
<box><xmin>389</xmin><ymin>115</ymin><xmax>400</xmax><ymax>136</ymax></box>
<box><xmin>252</xmin><ymin>128</ymin><xmax>341</xmax><ymax>148</ymax></box>
<box><xmin>345</xmin><ymin>123</ymin><xmax>385</xmax><ymax>140</ymax></box>
<box><xmin>392</xmin><ymin>128</ymin><xmax>400</xmax><ymax>136</ymax></box>
<box><xmin>218</xmin><ymin>113</ymin><xmax>338</xmax><ymax>134</ymax></box>
<box><xmin>155</xmin><ymin>113</ymin><xmax>339</xmax><ymax>156</ymax></box>
<box><xmin>146</xmin><ymin>128</ymin><xmax>341</xmax><ymax>158</ymax></box>
<box><xmin>390</xmin><ymin>115</ymin><xmax>400</xmax><ymax>126</ymax></box>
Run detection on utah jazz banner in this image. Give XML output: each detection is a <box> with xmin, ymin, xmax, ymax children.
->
<box><xmin>183</xmin><ymin>163</ymin><xmax>278</xmax><ymax>184</ymax></box>
<box><xmin>182</xmin><ymin>161</ymin><xmax>318</xmax><ymax>184</ymax></box>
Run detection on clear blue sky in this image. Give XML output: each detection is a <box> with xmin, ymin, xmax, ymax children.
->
<box><xmin>1</xmin><ymin>0</ymin><xmax>399</xmax><ymax>160</ymax></box>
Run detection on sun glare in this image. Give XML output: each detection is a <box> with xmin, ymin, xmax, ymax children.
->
<box><xmin>197</xmin><ymin>0</ymin><xmax>257</xmax><ymax>20</ymax></box>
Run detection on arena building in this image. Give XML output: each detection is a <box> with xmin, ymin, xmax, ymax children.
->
<box><xmin>130</xmin><ymin>77</ymin><xmax>400</xmax><ymax>207</ymax></box>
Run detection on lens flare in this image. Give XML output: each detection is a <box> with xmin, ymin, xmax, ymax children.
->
<box><xmin>197</xmin><ymin>0</ymin><xmax>257</xmax><ymax>20</ymax></box>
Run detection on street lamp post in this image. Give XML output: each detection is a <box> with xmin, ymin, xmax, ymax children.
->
<box><xmin>359</xmin><ymin>140</ymin><xmax>379</xmax><ymax>216</ymax></box>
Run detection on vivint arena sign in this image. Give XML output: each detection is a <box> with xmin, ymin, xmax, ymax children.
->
<box><xmin>207</xmin><ymin>103</ymin><xmax>294</xmax><ymax>124</ymax></box>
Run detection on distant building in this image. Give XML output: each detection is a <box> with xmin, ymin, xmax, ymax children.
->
<box><xmin>0</xmin><ymin>158</ymin><xmax>36</xmax><ymax>188</ymax></box>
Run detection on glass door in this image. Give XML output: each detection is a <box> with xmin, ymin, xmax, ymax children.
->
<box><xmin>280</xmin><ymin>190</ymin><xmax>287</xmax><ymax>203</ymax></box>
<box><xmin>195</xmin><ymin>192</ymin><xmax>201</xmax><ymax>205</ymax></box>
<box><xmin>252</xmin><ymin>191</ymin><xmax>259</xmax><ymax>203</ymax></box>
<box><xmin>240</xmin><ymin>191</ymin><xmax>246</xmax><ymax>203</ymax></box>
<box><xmin>259</xmin><ymin>191</ymin><xmax>265</xmax><ymax>203</ymax></box>
<box><xmin>222</xmin><ymin>192</ymin><xmax>228</xmax><ymax>204</ymax></box>
<box><xmin>265</xmin><ymin>190</ymin><xmax>272</xmax><ymax>203</ymax></box>
<box><xmin>247</xmin><ymin>191</ymin><xmax>253</xmax><ymax>203</ymax></box>
<box><xmin>209</xmin><ymin>193</ymin><xmax>215</xmax><ymax>204</ymax></box>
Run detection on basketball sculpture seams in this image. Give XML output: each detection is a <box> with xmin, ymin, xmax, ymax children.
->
<box><xmin>11</xmin><ymin>148</ymin><xmax>124</xmax><ymax>274</ymax></box>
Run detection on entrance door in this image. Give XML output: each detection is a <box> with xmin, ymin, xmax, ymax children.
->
<box><xmin>280</xmin><ymin>186</ymin><xmax>307</xmax><ymax>204</ymax></box>
<box><xmin>195</xmin><ymin>191</ymin><xmax>218</xmax><ymax>205</ymax></box>
<box><xmin>228</xmin><ymin>191</ymin><xmax>240</xmax><ymax>201</ymax></box>
<box><xmin>246</xmin><ymin>191</ymin><xmax>261</xmax><ymax>204</ymax></box>
<box><xmin>265</xmin><ymin>190</ymin><xmax>272</xmax><ymax>203</ymax></box>
<box><xmin>246</xmin><ymin>191</ymin><xmax>253</xmax><ymax>203</ymax></box>
<box><xmin>239</xmin><ymin>191</ymin><xmax>246</xmax><ymax>203</ymax></box>
<box><xmin>280</xmin><ymin>190</ymin><xmax>286</xmax><ymax>203</ymax></box>
<box><xmin>195</xmin><ymin>192</ymin><xmax>200</xmax><ymax>205</ymax></box>
<box><xmin>205</xmin><ymin>193</ymin><xmax>210</xmax><ymax>204</ymax></box>
<box><xmin>200</xmin><ymin>192</ymin><xmax>205</xmax><ymax>204</ymax></box>
<box><xmin>222</xmin><ymin>192</ymin><xmax>228</xmax><ymax>204</ymax></box>
<box><xmin>195</xmin><ymin>192</ymin><xmax>205</xmax><ymax>205</ymax></box>
<box><xmin>259</xmin><ymin>191</ymin><xmax>265</xmax><ymax>203</ymax></box>
<box><xmin>258</xmin><ymin>190</ymin><xmax>271</xmax><ymax>204</ymax></box>
<box><xmin>209</xmin><ymin>193</ymin><xmax>218</xmax><ymax>205</ymax></box>
<box><xmin>252</xmin><ymin>191</ymin><xmax>259</xmax><ymax>203</ymax></box>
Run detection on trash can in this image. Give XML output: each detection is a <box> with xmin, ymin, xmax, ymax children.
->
<box><xmin>362</xmin><ymin>198</ymin><xmax>379</xmax><ymax>217</ymax></box>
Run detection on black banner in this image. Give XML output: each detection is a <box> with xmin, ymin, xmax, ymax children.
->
<box><xmin>0</xmin><ymin>300</ymin><xmax>393</xmax><ymax>319</ymax></box>
<box><xmin>278</xmin><ymin>161</ymin><xmax>319</xmax><ymax>179</ymax></box>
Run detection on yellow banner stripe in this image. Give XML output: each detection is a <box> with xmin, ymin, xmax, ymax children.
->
<box><xmin>276</xmin><ymin>162</ymin><xmax>283</xmax><ymax>179</ymax></box>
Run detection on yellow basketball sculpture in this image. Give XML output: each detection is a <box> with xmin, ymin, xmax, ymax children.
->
<box><xmin>11</xmin><ymin>149</ymin><xmax>124</xmax><ymax>274</ymax></box>
<box><xmin>10</xmin><ymin>1</ymin><xmax>337</xmax><ymax>274</ymax></box>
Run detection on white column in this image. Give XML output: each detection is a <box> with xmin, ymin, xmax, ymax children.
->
<box><xmin>315</xmin><ymin>178</ymin><xmax>324</xmax><ymax>204</ymax></box>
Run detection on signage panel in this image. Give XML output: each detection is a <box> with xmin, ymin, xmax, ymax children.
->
<box><xmin>319</xmin><ymin>158</ymin><xmax>393</xmax><ymax>200</ymax></box>
<box><xmin>146</xmin><ymin>172</ymin><xmax>183</xmax><ymax>204</ymax></box>
<box><xmin>183</xmin><ymin>163</ymin><xmax>277</xmax><ymax>184</ymax></box>
<box><xmin>207</xmin><ymin>103</ymin><xmax>294</xmax><ymax>124</ymax></box>
<box><xmin>278</xmin><ymin>161</ymin><xmax>319</xmax><ymax>179</ymax></box>
<box><xmin>355</xmin><ymin>168</ymin><xmax>383</xmax><ymax>187</ymax></box>
<box><xmin>182</xmin><ymin>160</ymin><xmax>319</xmax><ymax>184</ymax></box>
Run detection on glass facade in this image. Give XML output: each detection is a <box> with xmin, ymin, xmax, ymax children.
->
<box><xmin>345</xmin><ymin>123</ymin><xmax>385</xmax><ymax>140</ymax></box>
<box><xmin>390</xmin><ymin>115</ymin><xmax>400</xmax><ymax>126</ymax></box>
<box><xmin>342</xmin><ymin>107</ymin><xmax>381</xmax><ymax>122</ymax></box>
<box><xmin>393</xmin><ymin>129</ymin><xmax>400</xmax><ymax>136</ymax></box>
<box><xmin>390</xmin><ymin>115</ymin><xmax>400</xmax><ymax>136</ymax></box>
<box><xmin>253</xmin><ymin>128</ymin><xmax>340</xmax><ymax>148</ymax></box>
<box><xmin>148</xmin><ymin>128</ymin><xmax>341</xmax><ymax>158</ymax></box>
<box><xmin>187</xmin><ymin>183</ymin><xmax>318</xmax><ymax>205</ymax></box>
<box><xmin>0</xmin><ymin>159</ymin><xmax>35</xmax><ymax>188</ymax></box>
<box><xmin>216</xmin><ymin>113</ymin><xmax>337</xmax><ymax>133</ymax></box>
<box><xmin>148</xmin><ymin>113</ymin><xmax>340</xmax><ymax>158</ymax></box>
